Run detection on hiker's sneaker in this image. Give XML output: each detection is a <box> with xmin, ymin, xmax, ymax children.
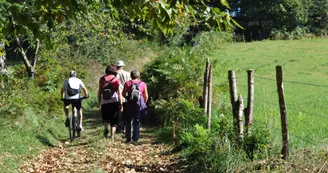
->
<box><xmin>125</xmin><ymin>138</ymin><xmax>131</xmax><ymax>143</ymax></box>
<box><xmin>104</xmin><ymin>128</ymin><xmax>109</xmax><ymax>138</ymax></box>
<box><xmin>78</xmin><ymin>126</ymin><xmax>84</xmax><ymax>132</ymax></box>
<box><xmin>65</xmin><ymin>117</ymin><xmax>69</xmax><ymax>127</ymax></box>
<box><xmin>131</xmin><ymin>140</ymin><xmax>140</xmax><ymax>145</ymax></box>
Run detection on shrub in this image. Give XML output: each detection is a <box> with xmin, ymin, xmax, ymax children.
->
<box><xmin>153</xmin><ymin>98</ymin><xmax>206</xmax><ymax>144</ymax></box>
<box><xmin>180</xmin><ymin>124</ymin><xmax>247</xmax><ymax>173</ymax></box>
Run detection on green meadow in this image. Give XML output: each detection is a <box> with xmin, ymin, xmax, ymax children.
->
<box><xmin>218</xmin><ymin>39</ymin><xmax>328</xmax><ymax>152</ymax></box>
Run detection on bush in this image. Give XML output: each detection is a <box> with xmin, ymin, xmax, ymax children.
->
<box><xmin>153</xmin><ymin>98</ymin><xmax>206</xmax><ymax>144</ymax></box>
<box><xmin>270</xmin><ymin>27</ymin><xmax>311</xmax><ymax>40</ymax></box>
<box><xmin>180</xmin><ymin>124</ymin><xmax>247</xmax><ymax>173</ymax></box>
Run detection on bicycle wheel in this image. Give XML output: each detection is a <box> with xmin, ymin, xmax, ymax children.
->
<box><xmin>69</xmin><ymin>115</ymin><xmax>75</xmax><ymax>142</ymax></box>
<box><xmin>77</xmin><ymin>123</ymin><xmax>81</xmax><ymax>138</ymax></box>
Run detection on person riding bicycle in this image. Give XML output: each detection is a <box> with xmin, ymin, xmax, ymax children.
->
<box><xmin>61</xmin><ymin>70</ymin><xmax>89</xmax><ymax>132</ymax></box>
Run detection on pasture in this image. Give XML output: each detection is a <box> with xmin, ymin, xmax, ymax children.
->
<box><xmin>218</xmin><ymin>39</ymin><xmax>328</xmax><ymax>152</ymax></box>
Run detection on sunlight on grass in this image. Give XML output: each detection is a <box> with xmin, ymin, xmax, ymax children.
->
<box><xmin>217</xmin><ymin>39</ymin><xmax>328</xmax><ymax>151</ymax></box>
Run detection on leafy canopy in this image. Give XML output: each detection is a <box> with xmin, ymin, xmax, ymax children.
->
<box><xmin>0</xmin><ymin>0</ymin><xmax>237</xmax><ymax>44</ymax></box>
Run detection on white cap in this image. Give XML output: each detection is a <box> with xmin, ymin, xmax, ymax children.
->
<box><xmin>116</xmin><ymin>60</ymin><xmax>125</xmax><ymax>67</ymax></box>
<box><xmin>69</xmin><ymin>70</ymin><xmax>76</xmax><ymax>77</ymax></box>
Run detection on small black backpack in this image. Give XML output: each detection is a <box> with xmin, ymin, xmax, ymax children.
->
<box><xmin>67</xmin><ymin>80</ymin><xmax>79</xmax><ymax>96</ymax></box>
<box><xmin>102</xmin><ymin>76</ymin><xmax>116</xmax><ymax>100</ymax></box>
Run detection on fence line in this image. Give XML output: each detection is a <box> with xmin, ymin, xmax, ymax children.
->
<box><xmin>254</xmin><ymin>97</ymin><xmax>328</xmax><ymax>120</ymax></box>
<box><xmin>254</xmin><ymin>98</ymin><xmax>278</xmax><ymax>107</ymax></box>
<box><xmin>254</xmin><ymin>76</ymin><xmax>276</xmax><ymax>81</ymax></box>
<box><xmin>289</xmin><ymin>133</ymin><xmax>317</xmax><ymax>145</ymax></box>
<box><xmin>255</xmin><ymin>75</ymin><xmax>328</xmax><ymax>88</ymax></box>
<box><xmin>228</xmin><ymin>67</ymin><xmax>328</xmax><ymax>159</ymax></box>
<box><xmin>253</xmin><ymin>96</ymin><xmax>328</xmax><ymax>146</ymax></box>
<box><xmin>235</xmin><ymin>76</ymin><xmax>248</xmax><ymax>79</ymax></box>
<box><xmin>287</xmin><ymin>106</ymin><xmax>328</xmax><ymax>120</ymax></box>
<box><xmin>284</xmin><ymin>80</ymin><xmax>328</xmax><ymax>88</ymax></box>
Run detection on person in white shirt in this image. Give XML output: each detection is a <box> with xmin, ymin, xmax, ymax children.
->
<box><xmin>61</xmin><ymin>70</ymin><xmax>89</xmax><ymax>131</ymax></box>
<box><xmin>116</xmin><ymin>60</ymin><xmax>131</xmax><ymax>133</ymax></box>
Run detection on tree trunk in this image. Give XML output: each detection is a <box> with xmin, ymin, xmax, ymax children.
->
<box><xmin>0</xmin><ymin>43</ymin><xmax>7</xmax><ymax>88</ymax></box>
<box><xmin>16</xmin><ymin>37</ymin><xmax>40</xmax><ymax>78</ymax></box>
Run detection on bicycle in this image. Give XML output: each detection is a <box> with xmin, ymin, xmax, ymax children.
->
<box><xmin>62</xmin><ymin>96</ymin><xmax>88</xmax><ymax>142</ymax></box>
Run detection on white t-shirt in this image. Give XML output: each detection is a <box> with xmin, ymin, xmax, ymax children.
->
<box><xmin>63</xmin><ymin>77</ymin><xmax>85</xmax><ymax>99</ymax></box>
<box><xmin>116</xmin><ymin>69</ymin><xmax>130</xmax><ymax>102</ymax></box>
<box><xmin>116</xmin><ymin>69</ymin><xmax>131</xmax><ymax>91</ymax></box>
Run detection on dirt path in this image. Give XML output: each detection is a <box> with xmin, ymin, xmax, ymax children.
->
<box><xmin>19</xmin><ymin>108</ymin><xmax>181</xmax><ymax>173</ymax></box>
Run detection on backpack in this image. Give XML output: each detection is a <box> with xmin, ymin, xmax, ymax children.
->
<box><xmin>67</xmin><ymin>80</ymin><xmax>79</xmax><ymax>96</ymax></box>
<box><xmin>128</xmin><ymin>80</ymin><xmax>141</xmax><ymax>102</ymax></box>
<box><xmin>102</xmin><ymin>76</ymin><xmax>116</xmax><ymax>100</ymax></box>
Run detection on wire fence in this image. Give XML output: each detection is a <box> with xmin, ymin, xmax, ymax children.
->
<box><xmin>244</xmin><ymin>74</ymin><xmax>328</xmax><ymax>148</ymax></box>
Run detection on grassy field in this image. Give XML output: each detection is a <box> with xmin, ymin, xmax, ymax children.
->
<box><xmin>217</xmin><ymin>39</ymin><xmax>328</xmax><ymax>153</ymax></box>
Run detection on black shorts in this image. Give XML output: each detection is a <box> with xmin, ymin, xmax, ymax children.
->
<box><xmin>101</xmin><ymin>102</ymin><xmax>119</xmax><ymax>126</ymax></box>
<box><xmin>64</xmin><ymin>99</ymin><xmax>82</xmax><ymax>110</ymax></box>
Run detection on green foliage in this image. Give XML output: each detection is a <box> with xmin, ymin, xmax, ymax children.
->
<box><xmin>112</xmin><ymin>0</ymin><xmax>235</xmax><ymax>35</ymax></box>
<box><xmin>243</xmin><ymin>124</ymin><xmax>272</xmax><ymax>160</ymax></box>
<box><xmin>270</xmin><ymin>27</ymin><xmax>314</xmax><ymax>40</ymax></box>
<box><xmin>143</xmin><ymin>46</ymin><xmax>204</xmax><ymax>102</ymax></box>
<box><xmin>190</xmin><ymin>31</ymin><xmax>233</xmax><ymax>57</ymax></box>
<box><xmin>180</xmin><ymin>124</ymin><xmax>247</xmax><ymax>173</ymax></box>
<box><xmin>153</xmin><ymin>99</ymin><xmax>206</xmax><ymax>141</ymax></box>
<box><xmin>0</xmin><ymin>0</ymin><xmax>93</xmax><ymax>42</ymax></box>
<box><xmin>143</xmin><ymin>31</ymin><xmax>231</xmax><ymax>101</ymax></box>
<box><xmin>0</xmin><ymin>47</ymin><xmax>95</xmax><ymax>170</ymax></box>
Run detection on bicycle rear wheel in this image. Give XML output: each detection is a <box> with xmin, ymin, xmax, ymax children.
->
<box><xmin>69</xmin><ymin>115</ymin><xmax>75</xmax><ymax>142</ymax></box>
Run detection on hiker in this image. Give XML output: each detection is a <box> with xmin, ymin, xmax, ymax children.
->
<box><xmin>122</xmin><ymin>69</ymin><xmax>148</xmax><ymax>143</ymax></box>
<box><xmin>61</xmin><ymin>70</ymin><xmax>89</xmax><ymax>131</ymax></box>
<box><xmin>116</xmin><ymin>60</ymin><xmax>131</xmax><ymax>134</ymax></box>
<box><xmin>98</xmin><ymin>65</ymin><xmax>123</xmax><ymax>139</ymax></box>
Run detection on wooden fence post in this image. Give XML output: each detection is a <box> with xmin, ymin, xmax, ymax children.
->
<box><xmin>207</xmin><ymin>65</ymin><xmax>212</xmax><ymax>132</ymax></box>
<box><xmin>276</xmin><ymin>66</ymin><xmax>289</xmax><ymax>160</ymax></box>
<box><xmin>245</xmin><ymin>70</ymin><xmax>254</xmax><ymax>135</ymax></box>
<box><xmin>202</xmin><ymin>58</ymin><xmax>210</xmax><ymax>112</ymax></box>
<box><xmin>237</xmin><ymin>95</ymin><xmax>244</xmax><ymax>139</ymax></box>
<box><xmin>228</xmin><ymin>70</ymin><xmax>238</xmax><ymax>131</ymax></box>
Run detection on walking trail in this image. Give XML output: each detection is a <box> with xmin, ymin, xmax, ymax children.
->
<box><xmin>19</xmin><ymin>107</ymin><xmax>181</xmax><ymax>173</ymax></box>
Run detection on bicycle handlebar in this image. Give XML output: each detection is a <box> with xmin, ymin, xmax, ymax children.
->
<box><xmin>61</xmin><ymin>96</ymin><xmax>89</xmax><ymax>101</ymax></box>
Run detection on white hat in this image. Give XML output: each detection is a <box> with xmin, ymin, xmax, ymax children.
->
<box><xmin>69</xmin><ymin>70</ymin><xmax>76</xmax><ymax>77</ymax></box>
<box><xmin>116</xmin><ymin>60</ymin><xmax>125</xmax><ymax>66</ymax></box>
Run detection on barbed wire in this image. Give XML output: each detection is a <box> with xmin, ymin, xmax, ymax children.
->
<box><xmin>253</xmin><ymin>96</ymin><xmax>328</xmax><ymax>121</ymax></box>
<box><xmin>254</xmin><ymin>98</ymin><xmax>278</xmax><ymax>107</ymax></box>
<box><xmin>235</xmin><ymin>76</ymin><xmax>248</xmax><ymax>79</ymax></box>
<box><xmin>254</xmin><ymin>75</ymin><xmax>328</xmax><ymax>88</ymax></box>
<box><xmin>287</xmin><ymin>105</ymin><xmax>328</xmax><ymax>120</ymax></box>
<box><xmin>254</xmin><ymin>76</ymin><xmax>276</xmax><ymax>82</ymax></box>
<box><xmin>289</xmin><ymin>132</ymin><xmax>317</xmax><ymax>145</ymax></box>
<box><xmin>284</xmin><ymin>80</ymin><xmax>328</xmax><ymax>88</ymax></box>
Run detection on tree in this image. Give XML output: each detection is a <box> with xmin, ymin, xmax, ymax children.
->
<box><xmin>0</xmin><ymin>0</ymin><xmax>236</xmax><ymax>77</ymax></box>
<box><xmin>308</xmin><ymin>0</ymin><xmax>328</xmax><ymax>34</ymax></box>
<box><xmin>0</xmin><ymin>0</ymin><xmax>94</xmax><ymax>77</ymax></box>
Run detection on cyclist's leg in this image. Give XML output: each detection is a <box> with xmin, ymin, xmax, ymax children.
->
<box><xmin>64</xmin><ymin>100</ymin><xmax>70</xmax><ymax>116</ymax></box>
<box><xmin>74</xmin><ymin>100</ymin><xmax>83</xmax><ymax>130</ymax></box>
<box><xmin>63</xmin><ymin>100</ymin><xmax>71</xmax><ymax>127</ymax></box>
